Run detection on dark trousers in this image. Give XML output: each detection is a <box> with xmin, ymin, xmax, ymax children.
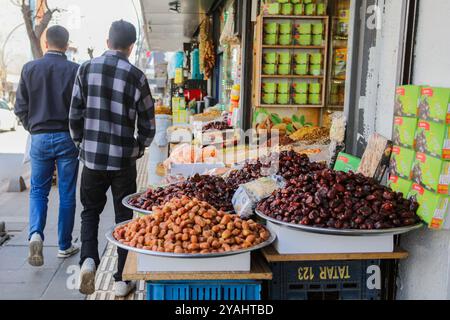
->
<box><xmin>79</xmin><ymin>165</ymin><xmax>137</xmax><ymax>282</ymax></box>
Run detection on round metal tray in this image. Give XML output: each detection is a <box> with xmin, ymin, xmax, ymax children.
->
<box><xmin>122</xmin><ymin>192</ymin><xmax>235</xmax><ymax>215</ymax></box>
<box><xmin>255</xmin><ymin>209</ymin><xmax>424</xmax><ymax>237</ymax></box>
<box><xmin>106</xmin><ymin>220</ymin><xmax>277</xmax><ymax>259</ymax></box>
<box><xmin>122</xmin><ymin>192</ymin><xmax>153</xmax><ymax>215</ymax></box>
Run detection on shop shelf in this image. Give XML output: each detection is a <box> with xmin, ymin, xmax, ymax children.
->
<box><xmin>261</xmin><ymin>75</ymin><xmax>323</xmax><ymax>79</ymax></box>
<box><xmin>267</xmin><ymin>260</ymin><xmax>386</xmax><ymax>300</ymax></box>
<box><xmin>262</xmin><ymin>45</ymin><xmax>325</xmax><ymax>49</ymax></box>
<box><xmin>259</xmin><ymin>104</ymin><xmax>323</xmax><ymax>109</ymax></box>
<box><xmin>262</xmin><ymin>15</ymin><xmax>328</xmax><ymax>20</ymax></box>
<box><xmin>146</xmin><ymin>281</ymin><xmax>262</xmax><ymax>301</ymax></box>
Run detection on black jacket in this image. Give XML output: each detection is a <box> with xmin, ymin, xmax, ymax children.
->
<box><xmin>15</xmin><ymin>51</ymin><xmax>79</xmax><ymax>134</ymax></box>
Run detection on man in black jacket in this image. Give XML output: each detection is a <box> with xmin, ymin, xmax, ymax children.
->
<box><xmin>70</xmin><ymin>20</ymin><xmax>155</xmax><ymax>297</ymax></box>
<box><xmin>15</xmin><ymin>26</ymin><xmax>80</xmax><ymax>267</ymax></box>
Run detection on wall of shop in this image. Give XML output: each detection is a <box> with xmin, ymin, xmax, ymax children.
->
<box><xmin>397</xmin><ymin>0</ymin><xmax>450</xmax><ymax>300</ymax></box>
<box><xmin>346</xmin><ymin>0</ymin><xmax>407</xmax><ymax>156</ymax></box>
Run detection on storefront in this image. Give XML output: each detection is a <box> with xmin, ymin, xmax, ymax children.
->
<box><xmin>130</xmin><ymin>0</ymin><xmax>450</xmax><ymax>301</ymax></box>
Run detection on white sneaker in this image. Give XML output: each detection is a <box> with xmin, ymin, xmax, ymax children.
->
<box><xmin>28</xmin><ymin>233</ymin><xmax>44</xmax><ymax>267</ymax></box>
<box><xmin>114</xmin><ymin>281</ymin><xmax>136</xmax><ymax>298</ymax></box>
<box><xmin>79</xmin><ymin>258</ymin><xmax>96</xmax><ymax>295</ymax></box>
<box><xmin>57</xmin><ymin>244</ymin><xmax>80</xmax><ymax>258</ymax></box>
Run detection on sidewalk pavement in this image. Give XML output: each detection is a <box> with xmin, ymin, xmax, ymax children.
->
<box><xmin>0</xmin><ymin>152</ymin><xmax>149</xmax><ymax>300</ymax></box>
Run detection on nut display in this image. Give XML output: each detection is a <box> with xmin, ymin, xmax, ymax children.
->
<box><xmin>114</xmin><ymin>196</ymin><xmax>271</xmax><ymax>254</ymax></box>
<box><xmin>256</xmin><ymin>168</ymin><xmax>421</xmax><ymax>230</ymax></box>
<box><xmin>129</xmin><ymin>174</ymin><xmax>236</xmax><ymax>212</ymax></box>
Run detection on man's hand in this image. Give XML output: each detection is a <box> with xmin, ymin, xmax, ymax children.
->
<box><xmin>137</xmin><ymin>147</ymin><xmax>145</xmax><ymax>159</ymax></box>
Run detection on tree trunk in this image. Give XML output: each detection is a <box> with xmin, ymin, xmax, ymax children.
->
<box><xmin>19</xmin><ymin>0</ymin><xmax>58</xmax><ymax>59</ymax></box>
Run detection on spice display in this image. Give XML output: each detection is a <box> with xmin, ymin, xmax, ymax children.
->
<box><xmin>129</xmin><ymin>174</ymin><xmax>236</xmax><ymax>212</ymax></box>
<box><xmin>192</xmin><ymin>109</ymin><xmax>222</xmax><ymax>122</ymax></box>
<box><xmin>114</xmin><ymin>196</ymin><xmax>271</xmax><ymax>254</ymax></box>
<box><xmin>289</xmin><ymin>126</ymin><xmax>330</xmax><ymax>143</ymax></box>
<box><xmin>155</xmin><ymin>105</ymin><xmax>172</xmax><ymax>115</ymax></box>
<box><xmin>257</xmin><ymin>169</ymin><xmax>420</xmax><ymax>230</ymax></box>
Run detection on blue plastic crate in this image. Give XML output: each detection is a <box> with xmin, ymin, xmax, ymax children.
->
<box><xmin>146</xmin><ymin>281</ymin><xmax>261</xmax><ymax>301</ymax></box>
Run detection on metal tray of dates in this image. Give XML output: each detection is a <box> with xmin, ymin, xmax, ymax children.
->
<box><xmin>122</xmin><ymin>192</ymin><xmax>154</xmax><ymax>215</ymax></box>
<box><xmin>255</xmin><ymin>209</ymin><xmax>424</xmax><ymax>237</ymax></box>
<box><xmin>105</xmin><ymin>220</ymin><xmax>277</xmax><ymax>259</ymax></box>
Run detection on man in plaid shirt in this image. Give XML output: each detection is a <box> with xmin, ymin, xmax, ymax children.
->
<box><xmin>69</xmin><ymin>20</ymin><xmax>155</xmax><ymax>297</ymax></box>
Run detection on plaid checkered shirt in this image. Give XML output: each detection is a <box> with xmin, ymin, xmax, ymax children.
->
<box><xmin>69</xmin><ymin>50</ymin><xmax>155</xmax><ymax>170</ymax></box>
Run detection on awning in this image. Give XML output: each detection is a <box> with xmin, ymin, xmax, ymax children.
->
<box><xmin>139</xmin><ymin>0</ymin><xmax>215</xmax><ymax>52</ymax></box>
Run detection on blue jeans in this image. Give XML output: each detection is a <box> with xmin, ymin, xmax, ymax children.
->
<box><xmin>29</xmin><ymin>132</ymin><xmax>79</xmax><ymax>251</ymax></box>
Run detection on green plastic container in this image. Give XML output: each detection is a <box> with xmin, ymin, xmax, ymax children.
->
<box><xmin>262</xmin><ymin>82</ymin><xmax>277</xmax><ymax>93</ymax></box>
<box><xmin>309</xmin><ymin>83</ymin><xmax>322</xmax><ymax>94</ymax></box>
<box><xmin>262</xmin><ymin>93</ymin><xmax>276</xmax><ymax>104</ymax></box>
<box><xmin>309</xmin><ymin>64</ymin><xmax>322</xmax><ymax>76</ymax></box>
<box><xmin>264</xmin><ymin>34</ymin><xmax>278</xmax><ymax>45</ymax></box>
<box><xmin>277</xmin><ymin>94</ymin><xmax>290</xmax><ymax>105</ymax></box>
<box><xmin>292</xmin><ymin>82</ymin><xmax>308</xmax><ymax>94</ymax></box>
<box><xmin>312</xmin><ymin>23</ymin><xmax>324</xmax><ymax>35</ymax></box>
<box><xmin>298</xmin><ymin>34</ymin><xmax>312</xmax><ymax>46</ymax></box>
<box><xmin>264</xmin><ymin>22</ymin><xmax>278</xmax><ymax>34</ymax></box>
<box><xmin>310</xmin><ymin>53</ymin><xmax>322</xmax><ymax>64</ymax></box>
<box><xmin>279</xmin><ymin>34</ymin><xmax>292</xmax><ymax>45</ymax></box>
<box><xmin>278</xmin><ymin>52</ymin><xmax>291</xmax><ymax>64</ymax></box>
<box><xmin>309</xmin><ymin>94</ymin><xmax>321</xmax><ymax>105</ymax></box>
<box><xmin>264</xmin><ymin>52</ymin><xmax>277</xmax><ymax>64</ymax></box>
<box><xmin>263</xmin><ymin>64</ymin><xmax>277</xmax><ymax>75</ymax></box>
<box><xmin>281</xmin><ymin>3</ymin><xmax>293</xmax><ymax>15</ymax></box>
<box><xmin>296</xmin><ymin>23</ymin><xmax>312</xmax><ymax>34</ymax></box>
<box><xmin>292</xmin><ymin>93</ymin><xmax>308</xmax><ymax>105</ymax></box>
<box><xmin>277</xmin><ymin>82</ymin><xmax>290</xmax><ymax>94</ymax></box>
<box><xmin>278</xmin><ymin>64</ymin><xmax>291</xmax><ymax>75</ymax></box>
<box><xmin>317</xmin><ymin>3</ymin><xmax>327</xmax><ymax>15</ymax></box>
<box><xmin>312</xmin><ymin>34</ymin><xmax>323</xmax><ymax>46</ymax></box>
<box><xmin>293</xmin><ymin>4</ymin><xmax>304</xmax><ymax>15</ymax></box>
<box><xmin>266</xmin><ymin>3</ymin><xmax>281</xmax><ymax>15</ymax></box>
<box><xmin>294</xmin><ymin>64</ymin><xmax>309</xmax><ymax>75</ymax></box>
<box><xmin>279</xmin><ymin>22</ymin><xmax>292</xmax><ymax>34</ymax></box>
<box><xmin>294</xmin><ymin>53</ymin><xmax>309</xmax><ymax>64</ymax></box>
<box><xmin>305</xmin><ymin>3</ymin><xmax>316</xmax><ymax>16</ymax></box>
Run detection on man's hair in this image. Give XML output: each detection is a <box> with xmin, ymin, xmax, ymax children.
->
<box><xmin>108</xmin><ymin>20</ymin><xmax>137</xmax><ymax>50</ymax></box>
<box><xmin>46</xmin><ymin>25</ymin><xmax>69</xmax><ymax>49</ymax></box>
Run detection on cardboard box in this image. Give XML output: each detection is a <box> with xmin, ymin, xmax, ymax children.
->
<box><xmin>388</xmin><ymin>176</ymin><xmax>413</xmax><ymax>196</ymax></box>
<box><xmin>267</xmin><ymin>222</ymin><xmax>394</xmax><ymax>254</ymax></box>
<box><xmin>334</xmin><ymin>153</ymin><xmax>361</xmax><ymax>173</ymax></box>
<box><xmin>390</xmin><ymin>146</ymin><xmax>415</xmax><ymax>180</ymax></box>
<box><xmin>393</xmin><ymin>116</ymin><xmax>418</xmax><ymax>148</ymax></box>
<box><xmin>415</xmin><ymin>120</ymin><xmax>450</xmax><ymax>159</ymax></box>
<box><xmin>418</xmin><ymin>87</ymin><xmax>450</xmax><ymax>124</ymax></box>
<box><xmin>394</xmin><ymin>85</ymin><xmax>421</xmax><ymax>117</ymax></box>
<box><xmin>408</xmin><ymin>184</ymin><xmax>449</xmax><ymax>230</ymax></box>
<box><xmin>411</xmin><ymin>152</ymin><xmax>450</xmax><ymax>195</ymax></box>
<box><xmin>137</xmin><ymin>252</ymin><xmax>251</xmax><ymax>272</ymax></box>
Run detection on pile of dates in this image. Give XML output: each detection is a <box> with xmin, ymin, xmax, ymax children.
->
<box><xmin>256</xmin><ymin>168</ymin><xmax>421</xmax><ymax>230</ymax></box>
<box><xmin>129</xmin><ymin>174</ymin><xmax>235</xmax><ymax>212</ymax></box>
<box><xmin>115</xmin><ymin>196</ymin><xmax>271</xmax><ymax>254</ymax></box>
<box><xmin>202</xmin><ymin>121</ymin><xmax>233</xmax><ymax>132</ymax></box>
<box><xmin>226</xmin><ymin>150</ymin><xmax>326</xmax><ymax>187</ymax></box>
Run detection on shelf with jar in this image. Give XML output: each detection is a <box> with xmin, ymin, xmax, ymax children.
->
<box><xmin>253</xmin><ymin>13</ymin><xmax>329</xmax><ymax>112</ymax></box>
<box><xmin>260</xmin><ymin>0</ymin><xmax>329</xmax><ymax>17</ymax></box>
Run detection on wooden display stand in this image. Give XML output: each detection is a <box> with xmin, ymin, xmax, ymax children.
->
<box><xmin>123</xmin><ymin>252</ymin><xmax>272</xmax><ymax>281</ymax></box>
